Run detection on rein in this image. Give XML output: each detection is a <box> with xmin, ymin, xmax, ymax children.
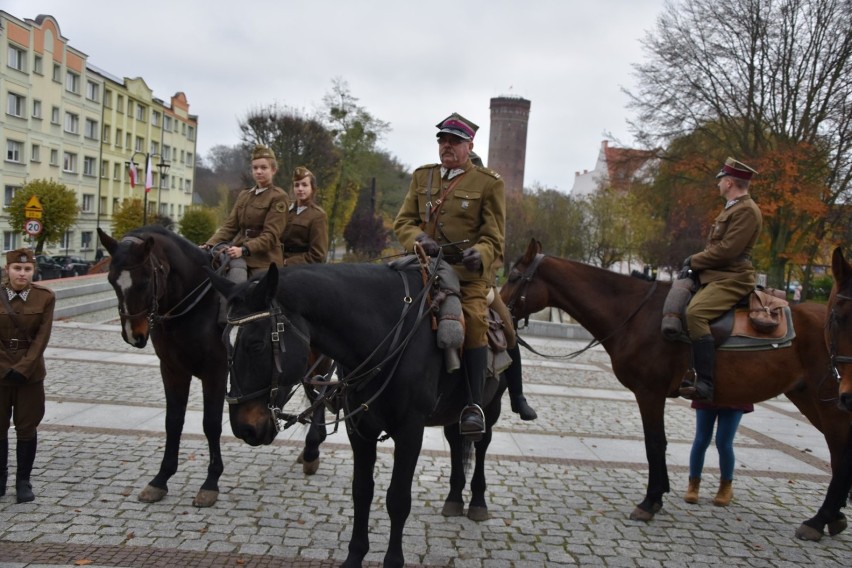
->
<box><xmin>827</xmin><ymin>292</ymin><xmax>852</xmax><ymax>383</ymax></box>
<box><xmin>507</xmin><ymin>254</ymin><xmax>659</xmax><ymax>360</ymax></box>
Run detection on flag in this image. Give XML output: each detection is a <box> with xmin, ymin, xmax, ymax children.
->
<box><xmin>145</xmin><ymin>155</ymin><xmax>153</xmax><ymax>193</ymax></box>
<box><xmin>128</xmin><ymin>160</ymin><xmax>137</xmax><ymax>188</ymax></box>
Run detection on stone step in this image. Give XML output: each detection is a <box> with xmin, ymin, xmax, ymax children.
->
<box><xmin>39</xmin><ymin>273</ymin><xmax>118</xmax><ymax>321</ymax></box>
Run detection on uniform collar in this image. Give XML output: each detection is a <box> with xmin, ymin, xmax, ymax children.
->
<box><xmin>724</xmin><ymin>194</ymin><xmax>749</xmax><ymax>210</ymax></box>
<box><xmin>440</xmin><ymin>159</ymin><xmax>473</xmax><ymax>181</ymax></box>
<box><xmin>5</xmin><ymin>286</ymin><xmax>30</xmax><ymax>302</ymax></box>
<box><xmin>251</xmin><ymin>185</ymin><xmax>270</xmax><ymax>195</ymax></box>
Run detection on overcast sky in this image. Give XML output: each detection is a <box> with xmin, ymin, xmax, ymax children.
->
<box><xmin>7</xmin><ymin>0</ymin><xmax>666</xmax><ymax>193</ymax></box>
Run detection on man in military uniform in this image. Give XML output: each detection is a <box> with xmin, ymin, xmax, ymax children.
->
<box><xmin>394</xmin><ymin>113</ymin><xmax>505</xmax><ymax>440</ymax></box>
<box><xmin>0</xmin><ymin>248</ymin><xmax>56</xmax><ymax>503</ymax></box>
<box><xmin>203</xmin><ymin>144</ymin><xmax>289</xmax><ymax>322</ymax></box>
<box><xmin>679</xmin><ymin>157</ymin><xmax>762</xmax><ymax>401</ymax></box>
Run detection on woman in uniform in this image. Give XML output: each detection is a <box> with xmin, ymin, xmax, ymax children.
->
<box><xmin>281</xmin><ymin>166</ymin><xmax>328</xmax><ymax>265</ymax></box>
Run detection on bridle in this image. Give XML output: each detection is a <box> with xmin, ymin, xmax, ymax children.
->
<box><xmin>223</xmin><ymin>263</ymin><xmax>438</xmax><ymax>436</ymax></box>
<box><xmin>827</xmin><ymin>292</ymin><xmax>852</xmax><ymax>384</ymax></box>
<box><xmin>503</xmin><ymin>252</ymin><xmax>546</xmax><ymax>329</ymax></box>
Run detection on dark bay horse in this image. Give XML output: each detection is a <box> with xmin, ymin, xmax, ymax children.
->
<box><xmin>97</xmin><ymin>226</ymin><xmax>329</xmax><ymax>507</ymax></box>
<box><xmin>209</xmin><ymin>262</ymin><xmax>507</xmax><ymax>568</ymax></box>
<box><xmin>502</xmin><ymin>239</ymin><xmax>852</xmax><ymax>541</ymax></box>
<box><xmin>829</xmin><ymin>246</ymin><xmax>852</xmax><ymax>411</ymax></box>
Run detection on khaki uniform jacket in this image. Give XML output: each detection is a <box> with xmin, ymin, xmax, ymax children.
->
<box><xmin>207</xmin><ymin>186</ymin><xmax>289</xmax><ymax>270</ymax></box>
<box><xmin>0</xmin><ymin>284</ymin><xmax>55</xmax><ymax>385</ymax></box>
<box><xmin>690</xmin><ymin>194</ymin><xmax>762</xmax><ymax>285</ymax></box>
<box><xmin>282</xmin><ymin>202</ymin><xmax>329</xmax><ymax>265</ymax></box>
<box><xmin>394</xmin><ymin>159</ymin><xmax>506</xmax><ymax>283</ymax></box>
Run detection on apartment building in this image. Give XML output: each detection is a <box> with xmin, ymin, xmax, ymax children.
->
<box><xmin>1</xmin><ymin>11</ymin><xmax>198</xmax><ymax>258</ymax></box>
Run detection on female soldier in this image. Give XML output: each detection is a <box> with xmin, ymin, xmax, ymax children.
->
<box><xmin>282</xmin><ymin>166</ymin><xmax>328</xmax><ymax>265</ymax></box>
<box><xmin>0</xmin><ymin>248</ymin><xmax>55</xmax><ymax>503</ymax></box>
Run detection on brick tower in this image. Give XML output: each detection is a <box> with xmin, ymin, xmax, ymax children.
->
<box><xmin>486</xmin><ymin>96</ymin><xmax>531</xmax><ymax>197</ymax></box>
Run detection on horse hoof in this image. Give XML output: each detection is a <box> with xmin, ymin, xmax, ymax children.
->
<box><xmin>467</xmin><ymin>506</ymin><xmax>489</xmax><ymax>522</ymax></box>
<box><xmin>795</xmin><ymin>523</ymin><xmax>823</xmax><ymax>541</ymax></box>
<box><xmin>193</xmin><ymin>489</ymin><xmax>219</xmax><ymax>508</ymax></box>
<box><xmin>828</xmin><ymin>515</ymin><xmax>847</xmax><ymax>536</ymax></box>
<box><xmin>137</xmin><ymin>484</ymin><xmax>167</xmax><ymax>503</ymax></box>
<box><xmin>302</xmin><ymin>458</ymin><xmax>320</xmax><ymax>476</ymax></box>
<box><xmin>441</xmin><ymin>501</ymin><xmax>464</xmax><ymax>517</ymax></box>
<box><xmin>629</xmin><ymin>502</ymin><xmax>661</xmax><ymax>522</ymax></box>
<box><xmin>296</xmin><ymin>450</ymin><xmax>305</xmax><ymax>464</ymax></box>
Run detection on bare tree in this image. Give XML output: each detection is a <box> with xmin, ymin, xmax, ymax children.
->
<box><xmin>627</xmin><ymin>0</ymin><xmax>852</xmax><ymax>286</ymax></box>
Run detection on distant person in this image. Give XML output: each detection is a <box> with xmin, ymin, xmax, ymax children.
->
<box><xmin>684</xmin><ymin>400</ymin><xmax>753</xmax><ymax>507</ymax></box>
<box><xmin>282</xmin><ymin>166</ymin><xmax>328</xmax><ymax>265</ymax></box>
<box><xmin>201</xmin><ymin>144</ymin><xmax>289</xmax><ymax>323</ymax></box>
<box><xmin>679</xmin><ymin>157</ymin><xmax>762</xmax><ymax>402</ymax></box>
<box><xmin>0</xmin><ymin>248</ymin><xmax>56</xmax><ymax>503</ymax></box>
<box><xmin>793</xmin><ymin>285</ymin><xmax>802</xmax><ymax>303</ymax></box>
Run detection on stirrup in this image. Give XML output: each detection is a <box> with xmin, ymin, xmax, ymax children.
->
<box><xmin>459</xmin><ymin>404</ymin><xmax>486</xmax><ymax>437</ymax></box>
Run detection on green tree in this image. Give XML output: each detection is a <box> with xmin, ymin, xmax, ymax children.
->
<box><xmin>5</xmin><ymin>179</ymin><xmax>78</xmax><ymax>253</ymax></box>
<box><xmin>111</xmin><ymin>198</ymin><xmax>144</xmax><ymax>238</ymax></box>
<box><xmin>179</xmin><ymin>207</ymin><xmax>218</xmax><ymax>244</ymax></box>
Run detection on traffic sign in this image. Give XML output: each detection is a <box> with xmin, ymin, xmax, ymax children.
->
<box><xmin>25</xmin><ymin>195</ymin><xmax>43</xmax><ymax>211</ymax></box>
<box><xmin>25</xmin><ymin>219</ymin><xmax>43</xmax><ymax>236</ymax></box>
<box><xmin>26</xmin><ymin>210</ymin><xmax>42</xmax><ymax>219</ymax></box>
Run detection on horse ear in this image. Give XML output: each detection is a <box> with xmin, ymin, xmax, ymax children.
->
<box><xmin>832</xmin><ymin>246</ymin><xmax>851</xmax><ymax>283</ymax></box>
<box><xmin>98</xmin><ymin>227</ymin><xmax>118</xmax><ymax>255</ymax></box>
<box><xmin>523</xmin><ymin>238</ymin><xmax>539</xmax><ymax>263</ymax></box>
<box><xmin>206</xmin><ymin>267</ymin><xmax>235</xmax><ymax>299</ymax></box>
<box><xmin>260</xmin><ymin>264</ymin><xmax>279</xmax><ymax>304</ymax></box>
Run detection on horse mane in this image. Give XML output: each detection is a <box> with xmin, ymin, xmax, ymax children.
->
<box><xmin>125</xmin><ymin>225</ymin><xmax>208</xmax><ymax>265</ymax></box>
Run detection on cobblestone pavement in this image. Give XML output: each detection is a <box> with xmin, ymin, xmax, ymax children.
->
<box><xmin>1</xmin><ymin>320</ymin><xmax>851</xmax><ymax>567</ymax></box>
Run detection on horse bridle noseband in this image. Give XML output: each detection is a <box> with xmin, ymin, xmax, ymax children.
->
<box><xmin>503</xmin><ymin>253</ymin><xmax>546</xmax><ymax>330</ymax></box>
<box><xmin>827</xmin><ymin>292</ymin><xmax>852</xmax><ymax>383</ymax></box>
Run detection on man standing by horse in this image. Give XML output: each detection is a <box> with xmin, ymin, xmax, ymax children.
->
<box><xmin>394</xmin><ymin>113</ymin><xmax>505</xmax><ymax>440</ymax></box>
<box><xmin>679</xmin><ymin>157</ymin><xmax>762</xmax><ymax>401</ymax></box>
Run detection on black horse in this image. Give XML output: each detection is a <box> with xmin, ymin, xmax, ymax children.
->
<box><xmin>210</xmin><ymin>261</ymin><xmax>506</xmax><ymax>568</ymax></box>
<box><xmin>97</xmin><ymin>226</ymin><xmax>329</xmax><ymax>507</ymax></box>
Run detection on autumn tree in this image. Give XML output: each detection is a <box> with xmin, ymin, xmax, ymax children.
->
<box><xmin>628</xmin><ymin>0</ymin><xmax>852</xmax><ymax>287</ymax></box>
<box><xmin>111</xmin><ymin>198</ymin><xmax>144</xmax><ymax>238</ymax></box>
<box><xmin>179</xmin><ymin>207</ymin><xmax>218</xmax><ymax>245</ymax></box>
<box><xmin>5</xmin><ymin>179</ymin><xmax>78</xmax><ymax>253</ymax></box>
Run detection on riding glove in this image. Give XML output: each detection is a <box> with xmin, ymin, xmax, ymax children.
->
<box><xmin>415</xmin><ymin>233</ymin><xmax>440</xmax><ymax>256</ymax></box>
<box><xmin>462</xmin><ymin>248</ymin><xmax>482</xmax><ymax>272</ymax></box>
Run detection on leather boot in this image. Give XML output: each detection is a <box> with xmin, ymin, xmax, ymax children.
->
<box><xmin>15</xmin><ymin>437</ymin><xmax>37</xmax><ymax>503</ymax></box>
<box><xmin>460</xmin><ymin>347</ymin><xmax>487</xmax><ymax>441</ymax></box>
<box><xmin>683</xmin><ymin>477</ymin><xmax>700</xmax><ymax>504</ymax></box>
<box><xmin>506</xmin><ymin>344</ymin><xmax>537</xmax><ymax>421</ymax></box>
<box><xmin>679</xmin><ymin>335</ymin><xmax>715</xmax><ymax>401</ymax></box>
<box><xmin>0</xmin><ymin>438</ymin><xmax>7</xmax><ymax>497</ymax></box>
<box><xmin>713</xmin><ymin>479</ymin><xmax>733</xmax><ymax>507</ymax></box>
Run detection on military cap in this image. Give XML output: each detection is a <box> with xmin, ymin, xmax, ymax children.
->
<box><xmin>293</xmin><ymin>166</ymin><xmax>314</xmax><ymax>181</ymax></box>
<box><xmin>716</xmin><ymin>157</ymin><xmax>758</xmax><ymax>180</ymax></box>
<box><xmin>6</xmin><ymin>248</ymin><xmax>35</xmax><ymax>265</ymax></box>
<box><xmin>436</xmin><ymin>113</ymin><xmax>479</xmax><ymax>141</ymax></box>
<box><xmin>251</xmin><ymin>144</ymin><xmax>276</xmax><ymax>161</ymax></box>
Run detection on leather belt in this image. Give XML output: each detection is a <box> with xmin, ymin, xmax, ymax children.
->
<box><xmin>2</xmin><ymin>339</ymin><xmax>29</xmax><ymax>351</ymax></box>
<box><xmin>286</xmin><ymin>245</ymin><xmax>309</xmax><ymax>253</ymax></box>
<box><xmin>245</xmin><ymin>228</ymin><xmax>262</xmax><ymax>238</ymax></box>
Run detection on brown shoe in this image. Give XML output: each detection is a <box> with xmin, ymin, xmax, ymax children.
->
<box><xmin>684</xmin><ymin>477</ymin><xmax>700</xmax><ymax>504</ymax></box>
<box><xmin>713</xmin><ymin>479</ymin><xmax>733</xmax><ymax>506</ymax></box>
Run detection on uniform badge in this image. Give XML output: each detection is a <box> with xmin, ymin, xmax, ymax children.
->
<box><xmin>275</xmin><ymin>202</ymin><xmax>287</xmax><ymax>212</ymax></box>
<box><xmin>461</xmin><ymin>200</ymin><xmax>470</xmax><ymax>210</ymax></box>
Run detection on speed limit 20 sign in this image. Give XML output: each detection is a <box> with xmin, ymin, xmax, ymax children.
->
<box><xmin>25</xmin><ymin>219</ymin><xmax>43</xmax><ymax>236</ymax></box>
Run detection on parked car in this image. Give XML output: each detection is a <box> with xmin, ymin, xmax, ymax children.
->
<box><xmin>53</xmin><ymin>255</ymin><xmax>93</xmax><ymax>277</ymax></box>
<box><xmin>34</xmin><ymin>254</ymin><xmax>63</xmax><ymax>281</ymax></box>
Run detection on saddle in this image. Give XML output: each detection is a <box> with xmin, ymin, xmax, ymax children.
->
<box><xmin>662</xmin><ymin>281</ymin><xmax>795</xmax><ymax>351</ymax></box>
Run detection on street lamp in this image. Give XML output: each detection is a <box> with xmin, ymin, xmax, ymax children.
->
<box><xmin>127</xmin><ymin>152</ymin><xmax>170</xmax><ymax>226</ymax></box>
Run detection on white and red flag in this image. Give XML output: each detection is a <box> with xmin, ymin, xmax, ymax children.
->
<box><xmin>145</xmin><ymin>155</ymin><xmax>153</xmax><ymax>193</ymax></box>
<box><xmin>128</xmin><ymin>160</ymin><xmax>138</xmax><ymax>188</ymax></box>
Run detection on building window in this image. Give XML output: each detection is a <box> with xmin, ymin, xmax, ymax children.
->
<box><xmin>163</xmin><ymin>145</ymin><xmax>171</xmax><ymax>160</ymax></box>
<box><xmin>113</xmin><ymin>162</ymin><xmax>121</xmax><ymax>180</ymax></box>
<box><xmin>51</xmin><ymin>106</ymin><xmax>60</xmax><ymax>124</ymax></box>
<box><xmin>50</xmin><ymin>149</ymin><xmax>59</xmax><ymax>166</ymax></box>
<box><xmin>3</xmin><ymin>231</ymin><xmax>19</xmax><ymax>252</ymax></box>
<box><xmin>84</xmin><ymin>118</ymin><xmax>98</xmax><ymax>139</ymax></box>
<box><xmin>86</xmin><ymin>81</ymin><xmax>100</xmax><ymax>102</ymax></box>
<box><xmin>163</xmin><ymin>115</ymin><xmax>173</xmax><ymax>131</ymax></box>
<box><xmin>6</xmin><ymin>92</ymin><xmax>25</xmax><ymax>117</ymax></box>
<box><xmin>81</xmin><ymin>231</ymin><xmax>93</xmax><ymax>249</ymax></box>
<box><xmin>64</xmin><ymin>112</ymin><xmax>80</xmax><ymax>134</ymax></box>
<box><xmin>150</xmin><ymin>141</ymin><xmax>159</xmax><ymax>155</ymax></box>
<box><xmin>63</xmin><ymin>152</ymin><xmax>78</xmax><ymax>173</ymax></box>
<box><xmin>103</xmin><ymin>124</ymin><xmax>110</xmax><ymax>144</ymax></box>
<box><xmin>101</xmin><ymin>159</ymin><xmax>109</xmax><ymax>178</ymax></box>
<box><xmin>33</xmin><ymin>55</ymin><xmax>43</xmax><ymax>75</ymax></box>
<box><xmin>66</xmin><ymin>71</ymin><xmax>80</xmax><ymax>94</ymax></box>
<box><xmin>135</xmin><ymin>104</ymin><xmax>146</xmax><ymax>121</ymax></box>
<box><xmin>135</xmin><ymin>136</ymin><xmax>144</xmax><ymax>152</ymax></box>
<box><xmin>52</xmin><ymin>63</ymin><xmax>61</xmax><ymax>82</ymax></box>
<box><xmin>187</xmin><ymin>126</ymin><xmax>196</xmax><ymax>141</ymax></box>
<box><xmin>60</xmin><ymin>231</ymin><xmax>72</xmax><ymax>250</ymax></box>
<box><xmin>6</xmin><ymin>140</ymin><xmax>23</xmax><ymax>163</ymax></box>
<box><xmin>115</xmin><ymin>128</ymin><xmax>123</xmax><ymax>148</ymax></box>
<box><xmin>82</xmin><ymin>194</ymin><xmax>94</xmax><ymax>212</ymax></box>
<box><xmin>7</xmin><ymin>45</ymin><xmax>25</xmax><ymax>71</ymax></box>
<box><xmin>31</xmin><ymin>144</ymin><xmax>40</xmax><ymax>163</ymax></box>
<box><xmin>161</xmin><ymin>174</ymin><xmax>169</xmax><ymax>190</ymax></box>
<box><xmin>152</xmin><ymin>110</ymin><xmax>161</xmax><ymax>126</ymax></box>
<box><xmin>125</xmin><ymin>132</ymin><xmax>131</xmax><ymax>148</ymax></box>
<box><xmin>5</xmin><ymin>186</ymin><xmax>18</xmax><ymax>206</ymax></box>
<box><xmin>116</xmin><ymin>95</ymin><xmax>124</xmax><ymax>113</ymax></box>
<box><xmin>186</xmin><ymin>152</ymin><xmax>194</xmax><ymax>167</ymax></box>
<box><xmin>32</xmin><ymin>99</ymin><xmax>42</xmax><ymax>119</ymax></box>
<box><xmin>83</xmin><ymin>157</ymin><xmax>97</xmax><ymax>177</ymax></box>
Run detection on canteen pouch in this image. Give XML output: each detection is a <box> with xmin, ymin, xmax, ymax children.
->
<box><xmin>748</xmin><ymin>290</ymin><xmax>785</xmax><ymax>333</ymax></box>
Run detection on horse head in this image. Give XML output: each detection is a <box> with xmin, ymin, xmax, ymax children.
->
<box><xmin>98</xmin><ymin>227</ymin><xmax>170</xmax><ymax>348</ymax></box>
<box><xmin>828</xmin><ymin>246</ymin><xmax>852</xmax><ymax>411</ymax></box>
<box><xmin>209</xmin><ymin>265</ymin><xmax>310</xmax><ymax>446</ymax></box>
<box><xmin>500</xmin><ymin>238</ymin><xmax>548</xmax><ymax>324</ymax></box>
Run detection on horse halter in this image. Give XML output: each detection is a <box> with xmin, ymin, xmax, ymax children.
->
<box><xmin>115</xmin><ymin>236</ymin><xmax>169</xmax><ymax>327</ymax></box>
<box><xmin>504</xmin><ymin>253</ymin><xmax>546</xmax><ymax>329</ymax></box>
<box><xmin>827</xmin><ymin>292</ymin><xmax>852</xmax><ymax>383</ymax></box>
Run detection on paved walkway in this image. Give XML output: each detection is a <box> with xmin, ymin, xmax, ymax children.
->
<box><xmin>1</xmin><ymin>321</ymin><xmax>850</xmax><ymax>567</ymax></box>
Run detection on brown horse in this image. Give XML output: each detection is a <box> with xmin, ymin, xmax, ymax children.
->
<box><xmin>501</xmin><ymin>239</ymin><xmax>852</xmax><ymax>541</ymax></box>
<box><xmin>829</xmin><ymin>246</ymin><xmax>852</xmax><ymax>411</ymax></box>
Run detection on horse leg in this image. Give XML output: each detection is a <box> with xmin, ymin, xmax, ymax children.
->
<box><xmin>343</xmin><ymin>432</ymin><xmax>379</xmax><ymax>568</ymax></box>
<box><xmin>629</xmin><ymin>391</ymin><xmax>669</xmax><ymax>521</ymax></box>
<box><xmin>297</xmin><ymin>385</ymin><xmax>326</xmax><ymax>475</ymax></box>
<box><xmin>139</xmin><ymin>369</ymin><xmax>191</xmax><ymax>503</ymax></box>
<box><xmin>192</xmin><ymin>372</ymin><xmax>225</xmax><ymax>507</ymax></box>
<box><xmin>467</xmin><ymin>425</ymin><xmax>493</xmax><ymax>521</ymax></box>
<box><xmin>441</xmin><ymin>424</ymin><xmax>467</xmax><ymax>517</ymax></box>
<box><xmin>382</xmin><ymin>420</ymin><xmax>425</xmax><ymax>568</ymax></box>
